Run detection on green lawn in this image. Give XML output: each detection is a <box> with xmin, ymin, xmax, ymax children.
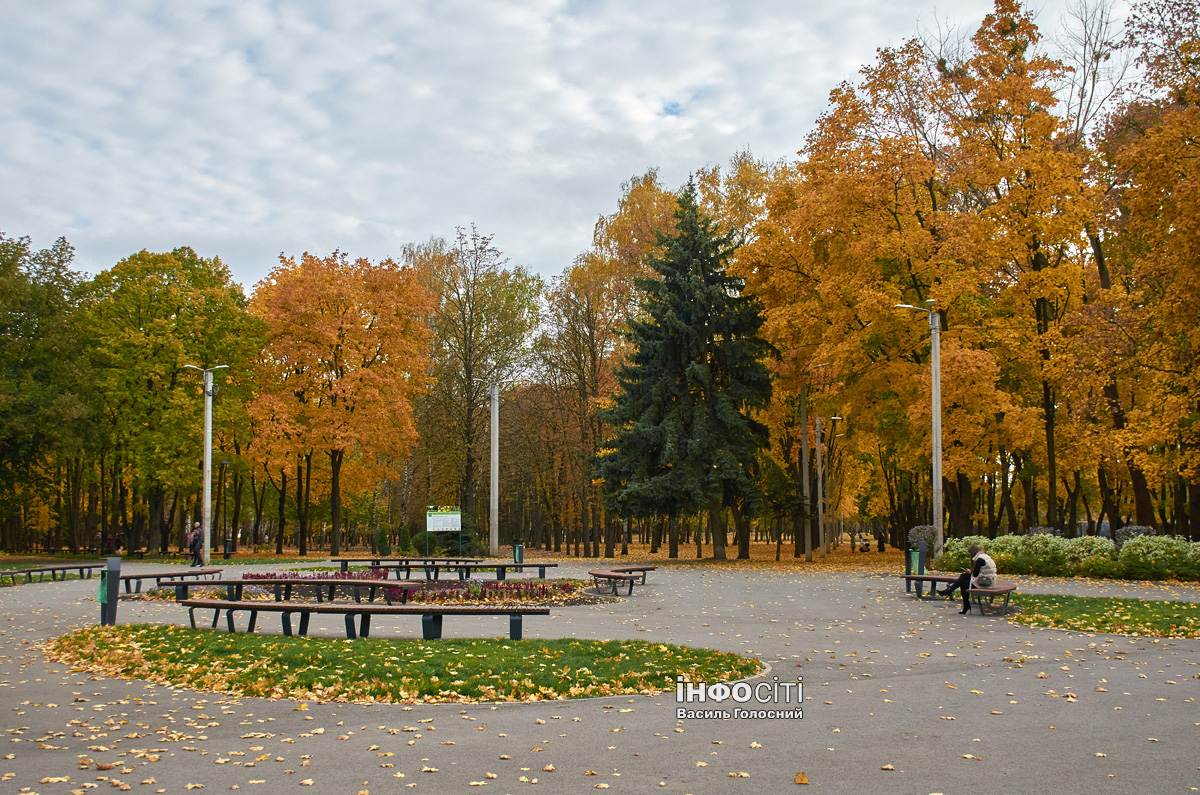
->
<box><xmin>1012</xmin><ymin>593</ymin><xmax>1200</xmax><ymax>638</ymax></box>
<box><xmin>48</xmin><ymin>624</ymin><xmax>760</xmax><ymax>703</ymax></box>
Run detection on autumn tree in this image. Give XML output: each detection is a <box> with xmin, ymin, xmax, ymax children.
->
<box><xmin>251</xmin><ymin>252</ymin><xmax>432</xmax><ymax>556</ymax></box>
<box><xmin>406</xmin><ymin>230</ymin><xmax>541</xmax><ymax>542</ymax></box>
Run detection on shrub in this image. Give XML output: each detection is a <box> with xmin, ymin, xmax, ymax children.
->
<box><xmin>396</xmin><ymin>525</ymin><xmax>413</xmax><ymax>554</ymax></box>
<box><xmin>1021</xmin><ymin>533</ymin><xmax>1071</xmax><ymax>560</ymax></box>
<box><xmin>1114</xmin><ymin>525</ymin><xmax>1153</xmax><ymax>552</ymax></box>
<box><xmin>409</xmin><ymin>531</ymin><xmax>440</xmax><ymax>555</ymax></box>
<box><xmin>984</xmin><ymin>535</ymin><xmax>1024</xmax><ymax>559</ymax></box>
<box><xmin>1118</xmin><ymin>534</ymin><xmax>1194</xmax><ymax>581</ymax></box>
<box><xmin>1062</xmin><ymin>536</ymin><xmax>1117</xmax><ymax>567</ymax></box>
<box><xmin>375</xmin><ymin>525</ymin><xmax>392</xmax><ymax>557</ymax></box>
<box><xmin>907</xmin><ymin>525</ymin><xmax>936</xmax><ymax>548</ymax></box>
<box><xmin>1074</xmin><ymin>555</ymin><xmax>1121</xmax><ymax>579</ymax></box>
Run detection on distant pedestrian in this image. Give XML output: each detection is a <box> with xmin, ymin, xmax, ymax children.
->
<box><xmin>188</xmin><ymin>523</ymin><xmax>203</xmax><ymax>566</ymax></box>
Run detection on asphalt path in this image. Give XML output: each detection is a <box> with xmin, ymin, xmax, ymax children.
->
<box><xmin>1</xmin><ymin>561</ymin><xmax>1197</xmax><ymax>794</ymax></box>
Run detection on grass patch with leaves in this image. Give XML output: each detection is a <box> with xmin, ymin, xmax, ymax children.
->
<box><xmin>48</xmin><ymin>624</ymin><xmax>760</xmax><ymax>703</ymax></box>
<box><xmin>1012</xmin><ymin>593</ymin><xmax>1200</xmax><ymax>638</ymax></box>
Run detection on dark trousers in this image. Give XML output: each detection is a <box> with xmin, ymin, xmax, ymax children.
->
<box><xmin>943</xmin><ymin>572</ymin><xmax>973</xmax><ymax>609</ymax></box>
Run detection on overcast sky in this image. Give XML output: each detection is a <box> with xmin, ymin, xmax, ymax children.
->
<box><xmin>1</xmin><ymin>0</ymin><xmax>1103</xmax><ymax>290</ymax></box>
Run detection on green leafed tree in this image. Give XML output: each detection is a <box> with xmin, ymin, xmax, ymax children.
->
<box><xmin>83</xmin><ymin>247</ymin><xmax>262</xmax><ymax>552</ymax></box>
<box><xmin>596</xmin><ymin>183</ymin><xmax>774</xmax><ymax>559</ymax></box>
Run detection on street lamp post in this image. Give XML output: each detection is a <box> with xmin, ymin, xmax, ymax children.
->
<box><xmin>895</xmin><ymin>299</ymin><xmax>943</xmax><ymax>554</ymax></box>
<box><xmin>489</xmin><ymin>382</ymin><xmax>499</xmax><ymax>557</ymax></box>
<box><xmin>184</xmin><ymin>364</ymin><xmax>227</xmax><ymax>565</ymax></box>
<box><xmin>815</xmin><ymin>416</ymin><xmax>824</xmax><ymax>560</ymax></box>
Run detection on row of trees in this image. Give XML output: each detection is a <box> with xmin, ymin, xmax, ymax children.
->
<box><xmin>2</xmin><ymin>0</ymin><xmax>1196</xmax><ymax>557</ymax></box>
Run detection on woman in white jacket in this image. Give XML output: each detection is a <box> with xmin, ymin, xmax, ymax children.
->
<box><xmin>940</xmin><ymin>545</ymin><xmax>997</xmax><ymax>614</ymax></box>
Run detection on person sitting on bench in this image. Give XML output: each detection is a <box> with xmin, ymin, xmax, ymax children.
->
<box><xmin>940</xmin><ymin>544</ymin><xmax>997</xmax><ymax>614</ymax></box>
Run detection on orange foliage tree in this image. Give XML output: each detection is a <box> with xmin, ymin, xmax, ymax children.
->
<box><xmin>250</xmin><ymin>252</ymin><xmax>432</xmax><ymax>556</ymax></box>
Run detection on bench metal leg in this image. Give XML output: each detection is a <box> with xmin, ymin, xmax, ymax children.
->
<box><xmin>188</xmin><ymin>607</ymin><xmax>198</xmax><ymax>629</ymax></box>
<box><xmin>344</xmin><ymin>614</ymin><xmax>357</xmax><ymax>640</ymax></box>
<box><xmin>282</xmin><ymin>612</ymin><xmax>294</xmax><ymax>636</ymax></box>
<box><xmin>496</xmin><ymin>568</ymin><xmax>506</xmax><ymax>581</ymax></box>
<box><xmin>226</xmin><ymin>609</ymin><xmax>238</xmax><ymax>633</ymax></box>
<box><xmin>509</xmin><ymin>614</ymin><xmax>523</xmax><ymax>640</ymax></box>
<box><xmin>538</xmin><ymin>566</ymin><xmax>547</xmax><ymax>578</ymax></box>
<box><xmin>175</xmin><ymin>583</ymin><xmax>189</xmax><ymax>601</ymax></box>
<box><xmin>422</xmin><ymin>614</ymin><xmax>443</xmax><ymax>640</ymax></box>
<box><xmin>299</xmin><ymin>613</ymin><xmax>310</xmax><ymax>636</ymax></box>
<box><xmin>246</xmin><ymin>611</ymin><xmax>258</xmax><ymax>633</ymax></box>
<box><xmin>359</xmin><ymin>614</ymin><xmax>371</xmax><ymax>638</ymax></box>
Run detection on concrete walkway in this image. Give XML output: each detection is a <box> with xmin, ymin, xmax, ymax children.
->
<box><xmin>1</xmin><ymin>561</ymin><xmax>1197</xmax><ymax>794</ymax></box>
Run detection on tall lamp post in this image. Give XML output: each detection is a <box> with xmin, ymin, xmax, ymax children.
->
<box><xmin>895</xmin><ymin>299</ymin><xmax>942</xmax><ymax>554</ymax></box>
<box><xmin>184</xmin><ymin>364</ymin><xmax>227</xmax><ymax>565</ymax></box>
<box><xmin>489</xmin><ymin>382</ymin><xmax>499</xmax><ymax>557</ymax></box>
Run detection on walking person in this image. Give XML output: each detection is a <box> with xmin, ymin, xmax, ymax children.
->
<box><xmin>940</xmin><ymin>544</ymin><xmax>997</xmax><ymax>614</ymax></box>
<box><xmin>188</xmin><ymin>522</ymin><xmax>203</xmax><ymax>566</ymax></box>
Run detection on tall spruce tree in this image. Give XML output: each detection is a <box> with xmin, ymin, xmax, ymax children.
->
<box><xmin>596</xmin><ymin>183</ymin><xmax>773</xmax><ymax>559</ymax></box>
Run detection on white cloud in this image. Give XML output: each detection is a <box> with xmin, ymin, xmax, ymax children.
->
<box><xmin>0</xmin><ymin>0</ymin><xmax>1117</xmax><ymax>289</ymax></box>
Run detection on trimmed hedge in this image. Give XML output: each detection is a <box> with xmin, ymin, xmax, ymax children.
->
<box><xmin>936</xmin><ymin>534</ymin><xmax>1200</xmax><ymax>582</ymax></box>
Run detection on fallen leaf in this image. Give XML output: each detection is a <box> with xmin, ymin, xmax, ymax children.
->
<box><xmin>794</xmin><ymin>772</ymin><xmax>810</xmax><ymax>784</ymax></box>
<box><xmin>881</xmin><ymin>764</ymin><xmax>895</xmax><ymax>771</ymax></box>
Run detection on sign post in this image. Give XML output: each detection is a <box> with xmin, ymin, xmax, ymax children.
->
<box><xmin>425</xmin><ymin>507</ymin><xmax>464</xmax><ymax>556</ymax></box>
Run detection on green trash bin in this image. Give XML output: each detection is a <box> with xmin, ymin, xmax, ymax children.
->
<box><xmin>513</xmin><ymin>539</ymin><xmax>524</xmax><ymax>564</ymax></box>
<box><xmin>907</xmin><ymin>549</ymin><xmax>920</xmax><ymax>574</ymax></box>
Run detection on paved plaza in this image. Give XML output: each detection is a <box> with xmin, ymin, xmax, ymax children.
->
<box><xmin>2</xmin><ymin>561</ymin><xmax>1198</xmax><ymax>794</ymax></box>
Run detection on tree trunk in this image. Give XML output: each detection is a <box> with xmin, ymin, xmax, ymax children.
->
<box><xmin>329</xmin><ymin>448</ymin><xmax>343</xmax><ymax>557</ymax></box>
<box><xmin>709</xmin><ymin>494</ymin><xmax>727</xmax><ymax>560</ymax></box>
<box><xmin>1189</xmin><ymin>482</ymin><xmax>1200</xmax><ymax>542</ymax></box>
<box><xmin>276</xmin><ymin>468</ymin><xmax>288</xmax><ymax>556</ymax></box>
<box><xmin>668</xmin><ymin>513</ymin><xmax>679</xmax><ymax>559</ymax></box>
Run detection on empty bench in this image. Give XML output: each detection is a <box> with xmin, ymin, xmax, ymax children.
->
<box><xmin>119</xmin><ymin>567</ymin><xmax>223</xmax><ymax>594</ymax></box>
<box><xmin>588</xmin><ymin>569</ymin><xmax>642</xmax><ymax>596</ymax></box>
<box><xmin>1</xmin><ymin>563</ymin><xmax>102</xmax><ymax>584</ymax></box>
<box><xmin>180</xmin><ymin>599</ymin><xmax>551</xmax><ymax>640</ymax></box>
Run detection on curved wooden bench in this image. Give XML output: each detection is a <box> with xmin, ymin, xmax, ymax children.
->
<box><xmin>588</xmin><ymin>570</ymin><xmax>640</xmax><ymax>596</ymax></box>
<box><xmin>967</xmin><ymin>582</ymin><xmax>1017</xmax><ymax>615</ymax></box>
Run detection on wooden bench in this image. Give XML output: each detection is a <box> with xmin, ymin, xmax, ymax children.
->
<box><xmin>1</xmin><ymin>563</ymin><xmax>103</xmax><ymax>584</ymax></box>
<box><xmin>180</xmin><ymin>599</ymin><xmax>550</xmax><ymax>640</ymax></box>
<box><xmin>172</xmin><ymin>577</ymin><xmax>421</xmax><ymax>605</ymax></box>
<box><xmin>332</xmin><ymin>557</ymin><xmax>482</xmax><ymax>574</ymax></box>
<box><xmin>119</xmin><ymin>567</ymin><xmax>223</xmax><ymax>594</ymax></box>
<box><xmin>588</xmin><ymin>569</ymin><xmax>641</xmax><ymax>596</ymax></box>
<box><xmin>444</xmin><ymin>562</ymin><xmax>560</xmax><ymax>581</ymax></box>
<box><xmin>609</xmin><ymin>566</ymin><xmax>655</xmax><ymax>585</ymax></box>
<box><xmin>967</xmin><ymin>582</ymin><xmax>1018</xmax><ymax>615</ymax></box>
<box><xmin>900</xmin><ymin>573</ymin><xmax>960</xmax><ymax>599</ymax></box>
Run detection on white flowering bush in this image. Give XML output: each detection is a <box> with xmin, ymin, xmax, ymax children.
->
<box><xmin>1020</xmin><ymin>533</ymin><xmax>1071</xmax><ymax>559</ymax></box>
<box><xmin>983</xmin><ymin>535</ymin><xmax>1024</xmax><ymax>558</ymax></box>
<box><xmin>1118</xmin><ymin>534</ymin><xmax>1196</xmax><ymax>580</ymax></box>
<box><xmin>1024</xmin><ymin>525</ymin><xmax>1064</xmax><ymax>537</ymax></box>
<box><xmin>1061</xmin><ymin>536</ymin><xmax>1117</xmax><ymax>565</ymax></box>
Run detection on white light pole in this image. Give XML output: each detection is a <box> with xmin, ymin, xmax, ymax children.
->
<box><xmin>895</xmin><ymin>299</ymin><xmax>942</xmax><ymax>554</ymax></box>
<box><xmin>489</xmin><ymin>382</ymin><xmax>499</xmax><ymax>557</ymax></box>
<box><xmin>184</xmin><ymin>364</ymin><xmax>228</xmax><ymax>565</ymax></box>
<box><xmin>799</xmin><ymin>384</ymin><xmax>810</xmax><ymax>562</ymax></box>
